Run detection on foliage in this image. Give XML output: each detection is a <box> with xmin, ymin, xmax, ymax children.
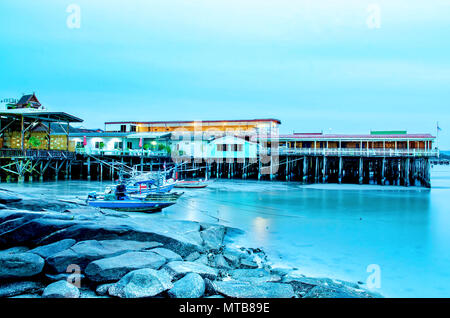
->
<box><xmin>99</xmin><ymin>142</ymin><xmax>105</xmax><ymax>149</ymax></box>
<box><xmin>143</xmin><ymin>143</ymin><xmax>150</xmax><ymax>150</ymax></box>
<box><xmin>28</xmin><ymin>136</ymin><xmax>41</xmax><ymax>149</ymax></box>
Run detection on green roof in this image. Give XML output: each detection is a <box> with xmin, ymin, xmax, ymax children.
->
<box><xmin>370</xmin><ymin>130</ymin><xmax>407</xmax><ymax>135</ymax></box>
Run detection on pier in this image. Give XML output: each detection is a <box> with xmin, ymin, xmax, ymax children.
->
<box><xmin>0</xmin><ymin>95</ymin><xmax>439</xmax><ymax>187</ymax></box>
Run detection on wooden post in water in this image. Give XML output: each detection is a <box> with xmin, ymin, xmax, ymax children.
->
<box><xmin>404</xmin><ymin>159</ymin><xmax>410</xmax><ymax>186</ymax></box>
<box><xmin>322</xmin><ymin>156</ymin><xmax>327</xmax><ymax>183</ymax></box>
<box><xmin>87</xmin><ymin>157</ymin><xmax>91</xmax><ymax>180</ymax></box>
<box><xmin>338</xmin><ymin>156</ymin><xmax>343</xmax><ymax>184</ymax></box>
<box><xmin>381</xmin><ymin>157</ymin><xmax>386</xmax><ymax>185</ymax></box>
<box><xmin>303</xmin><ymin>156</ymin><xmax>308</xmax><ymax>183</ymax></box>
<box><xmin>359</xmin><ymin>157</ymin><xmax>363</xmax><ymax>184</ymax></box>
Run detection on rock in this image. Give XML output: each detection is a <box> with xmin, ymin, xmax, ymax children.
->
<box><xmin>222</xmin><ymin>248</ymin><xmax>244</xmax><ymax>267</ymax></box>
<box><xmin>45</xmin><ymin>273</ymin><xmax>85</xmax><ymax>282</ymax></box>
<box><xmin>29</xmin><ymin>239</ymin><xmax>76</xmax><ymax>259</ymax></box>
<box><xmin>194</xmin><ymin>254</ymin><xmax>209</xmax><ymax>265</ymax></box>
<box><xmin>210</xmin><ymin>280</ymin><xmax>295</xmax><ymax>298</ymax></box>
<box><xmin>239</xmin><ymin>257</ymin><xmax>259</xmax><ymax>269</ymax></box>
<box><xmin>42</xmin><ymin>280</ymin><xmax>80</xmax><ymax>298</ymax></box>
<box><xmin>0</xmin><ymin>281</ymin><xmax>44</xmax><ymax>297</ymax></box>
<box><xmin>164</xmin><ymin>261</ymin><xmax>218</xmax><ymax>280</ymax></box>
<box><xmin>0</xmin><ymin>217</ymin><xmax>75</xmax><ymax>248</ymax></box>
<box><xmin>0</xmin><ymin>246</ymin><xmax>29</xmax><ymax>256</ymax></box>
<box><xmin>9</xmin><ymin>293</ymin><xmax>41</xmax><ymax>298</ymax></box>
<box><xmin>0</xmin><ymin>252</ymin><xmax>44</xmax><ymax>279</ymax></box>
<box><xmin>150</xmin><ymin>248</ymin><xmax>182</xmax><ymax>262</ymax></box>
<box><xmin>228</xmin><ymin>268</ymin><xmax>281</xmax><ymax>284</ymax></box>
<box><xmin>213</xmin><ymin>254</ymin><xmax>231</xmax><ymax>269</ymax></box>
<box><xmin>185</xmin><ymin>251</ymin><xmax>201</xmax><ymax>261</ymax></box>
<box><xmin>0</xmin><ymin>191</ymin><xmax>22</xmax><ymax>204</ymax></box>
<box><xmin>46</xmin><ymin>239</ymin><xmax>161</xmax><ymax>273</ymax></box>
<box><xmin>85</xmin><ymin>251</ymin><xmax>166</xmax><ymax>283</ymax></box>
<box><xmin>108</xmin><ymin>268</ymin><xmax>173</xmax><ymax>298</ymax></box>
<box><xmin>303</xmin><ymin>284</ymin><xmax>381</xmax><ymax>298</ymax></box>
<box><xmin>168</xmin><ymin>273</ymin><xmax>205</xmax><ymax>298</ymax></box>
<box><xmin>80</xmin><ymin>288</ymin><xmax>107</xmax><ymax>298</ymax></box>
<box><xmin>0</xmin><ymin>210</ymin><xmax>204</xmax><ymax>257</ymax></box>
<box><xmin>96</xmin><ymin>283</ymin><xmax>114</xmax><ymax>296</ymax></box>
<box><xmin>200</xmin><ymin>226</ymin><xmax>226</xmax><ymax>250</ymax></box>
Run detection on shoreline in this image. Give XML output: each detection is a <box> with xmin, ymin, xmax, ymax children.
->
<box><xmin>0</xmin><ymin>188</ymin><xmax>381</xmax><ymax>298</ymax></box>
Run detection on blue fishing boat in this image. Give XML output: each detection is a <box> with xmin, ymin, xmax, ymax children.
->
<box><xmin>86</xmin><ymin>185</ymin><xmax>183</xmax><ymax>213</ymax></box>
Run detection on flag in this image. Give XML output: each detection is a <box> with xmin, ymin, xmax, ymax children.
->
<box><xmin>139</xmin><ymin>138</ymin><xmax>143</xmax><ymax>148</ymax></box>
<box><xmin>437</xmin><ymin>122</ymin><xmax>442</xmax><ymax>132</ymax></box>
<box><xmin>83</xmin><ymin>136</ymin><xmax>87</xmax><ymax>146</ymax></box>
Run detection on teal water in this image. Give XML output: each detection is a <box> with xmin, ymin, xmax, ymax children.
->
<box><xmin>1</xmin><ymin>166</ymin><xmax>450</xmax><ymax>298</ymax></box>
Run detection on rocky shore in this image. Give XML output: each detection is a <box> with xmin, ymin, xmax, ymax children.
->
<box><xmin>0</xmin><ymin>188</ymin><xmax>381</xmax><ymax>298</ymax></box>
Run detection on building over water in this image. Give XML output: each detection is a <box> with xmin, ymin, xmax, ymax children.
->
<box><xmin>0</xmin><ymin>93</ymin><xmax>83</xmax><ymax>181</ymax></box>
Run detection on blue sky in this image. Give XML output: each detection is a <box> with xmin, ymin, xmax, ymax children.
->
<box><xmin>0</xmin><ymin>0</ymin><xmax>449</xmax><ymax>148</ymax></box>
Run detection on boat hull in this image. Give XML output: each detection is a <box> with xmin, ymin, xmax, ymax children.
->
<box><xmin>87</xmin><ymin>200</ymin><xmax>175</xmax><ymax>212</ymax></box>
<box><xmin>174</xmin><ymin>181</ymin><xmax>209</xmax><ymax>188</ymax></box>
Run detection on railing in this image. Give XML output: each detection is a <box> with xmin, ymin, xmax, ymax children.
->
<box><xmin>0</xmin><ymin>149</ymin><xmax>76</xmax><ymax>159</ymax></box>
<box><xmin>272</xmin><ymin>147</ymin><xmax>439</xmax><ymax>157</ymax></box>
<box><xmin>75</xmin><ymin>148</ymin><xmax>170</xmax><ymax>157</ymax></box>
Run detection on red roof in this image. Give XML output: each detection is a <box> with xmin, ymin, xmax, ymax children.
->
<box><xmin>275</xmin><ymin>133</ymin><xmax>435</xmax><ymax>140</ymax></box>
<box><xmin>105</xmin><ymin>119</ymin><xmax>281</xmax><ymax>125</ymax></box>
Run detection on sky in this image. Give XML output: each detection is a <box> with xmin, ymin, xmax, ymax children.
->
<box><xmin>0</xmin><ymin>0</ymin><xmax>449</xmax><ymax>148</ymax></box>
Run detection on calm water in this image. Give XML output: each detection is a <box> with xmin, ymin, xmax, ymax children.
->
<box><xmin>2</xmin><ymin>166</ymin><xmax>450</xmax><ymax>298</ymax></box>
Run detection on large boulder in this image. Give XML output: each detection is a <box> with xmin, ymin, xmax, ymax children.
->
<box><xmin>164</xmin><ymin>261</ymin><xmax>218</xmax><ymax>280</ymax></box>
<box><xmin>29</xmin><ymin>239</ymin><xmax>76</xmax><ymax>259</ymax></box>
<box><xmin>168</xmin><ymin>273</ymin><xmax>205</xmax><ymax>298</ymax></box>
<box><xmin>200</xmin><ymin>226</ymin><xmax>226</xmax><ymax>251</ymax></box>
<box><xmin>108</xmin><ymin>268</ymin><xmax>173</xmax><ymax>298</ymax></box>
<box><xmin>38</xmin><ymin>219</ymin><xmax>204</xmax><ymax>257</ymax></box>
<box><xmin>42</xmin><ymin>280</ymin><xmax>80</xmax><ymax>298</ymax></box>
<box><xmin>85</xmin><ymin>251</ymin><xmax>166</xmax><ymax>283</ymax></box>
<box><xmin>0</xmin><ymin>217</ymin><xmax>75</xmax><ymax>248</ymax></box>
<box><xmin>209</xmin><ymin>280</ymin><xmax>295</xmax><ymax>298</ymax></box>
<box><xmin>0</xmin><ymin>252</ymin><xmax>44</xmax><ymax>279</ymax></box>
<box><xmin>46</xmin><ymin>239</ymin><xmax>161</xmax><ymax>273</ymax></box>
<box><xmin>0</xmin><ymin>281</ymin><xmax>44</xmax><ymax>297</ymax></box>
<box><xmin>0</xmin><ymin>210</ymin><xmax>204</xmax><ymax>257</ymax></box>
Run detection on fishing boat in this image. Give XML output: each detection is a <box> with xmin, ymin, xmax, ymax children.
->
<box><xmin>174</xmin><ymin>179</ymin><xmax>210</xmax><ymax>189</ymax></box>
<box><xmin>126</xmin><ymin>179</ymin><xmax>176</xmax><ymax>194</ymax></box>
<box><xmin>86</xmin><ymin>191</ymin><xmax>183</xmax><ymax>213</ymax></box>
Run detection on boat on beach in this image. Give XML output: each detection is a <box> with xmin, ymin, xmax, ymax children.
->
<box><xmin>174</xmin><ymin>179</ymin><xmax>210</xmax><ymax>188</ymax></box>
<box><xmin>86</xmin><ymin>191</ymin><xmax>183</xmax><ymax>212</ymax></box>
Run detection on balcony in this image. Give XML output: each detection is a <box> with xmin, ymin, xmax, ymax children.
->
<box><xmin>75</xmin><ymin>148</ymin><xmax>170</xmax><ymax>157</ymax></box>
<box><xmin>0</xmin><ymin>149</ymin><xmax>76</xmax><ymax>160</ymax></box>
<box><xmin>271</xmin><ymin>147</ymin><xmax>439</xmax><ymax>158</ymax></box>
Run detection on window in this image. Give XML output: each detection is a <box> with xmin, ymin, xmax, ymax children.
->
<box><xmin>127</xmin><ymin>142</ymin><xmax>133</xmax><ymax>150</ymax></box>
<box><xmin>94</xmin><ymin>142</ymin><xmax>100</xmax><ymax>149</ymax></box>
<box><xmin>120</xmin><ymin>125</ymin><xmax>127</xmax><ymax>132</ymax></box>
<box><xmin>130</xmin><ymin>125</ymin><xmax>137</xmax><ymax>132</ymax></box>
<box><xmin>114</xmin><ymin>142</ymin><xmax>122</xmax><ymax>150</ymax></box>
<box><xmin>217</xmin><ymin>144</ymin><xmax>242</xmax><ymax>152</ymax></box>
